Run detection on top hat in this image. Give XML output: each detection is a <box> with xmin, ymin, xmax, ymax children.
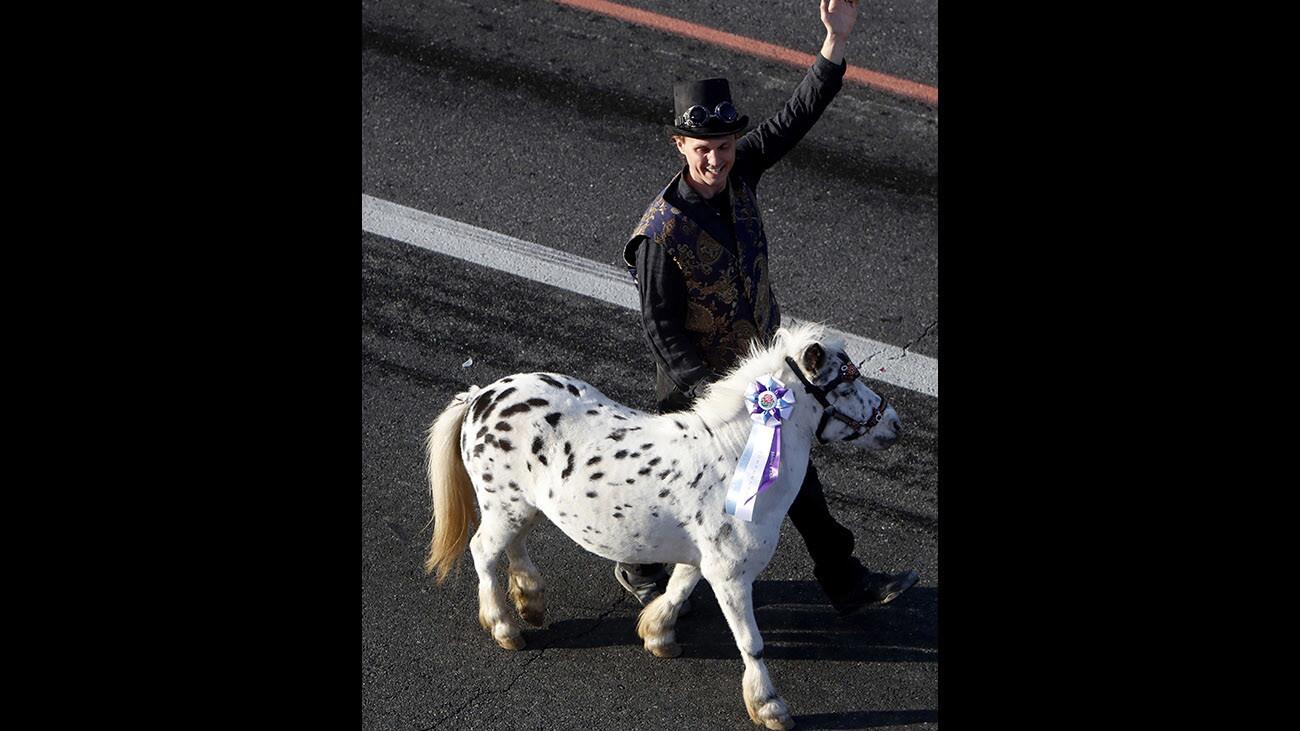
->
<box><xmin>668</xmin><ymin>78</ymin><xmax>750</xmax><ymax>138</ymax></box>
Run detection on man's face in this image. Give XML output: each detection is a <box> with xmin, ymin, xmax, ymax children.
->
<box><xmin>675</xmin><ymin>134</ymin><xmax>737</xmax><ymax>196</ymax></box>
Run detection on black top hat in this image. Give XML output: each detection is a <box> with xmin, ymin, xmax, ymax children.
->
<box><xmin>668</xmin><ymin>78</ymin><xmax>750</xmax><ymax>138</ymax></box>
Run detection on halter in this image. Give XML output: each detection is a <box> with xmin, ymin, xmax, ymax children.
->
<box><xmin>783</xmin><ymin>353</ymin><xmax>888</xmax><ymax>444</ymax></box>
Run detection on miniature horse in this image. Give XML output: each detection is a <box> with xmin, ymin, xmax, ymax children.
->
<box><xmin>424</xmin><ymin>322</ymin><xmax>901</xmax><ymax>730</ymax></box>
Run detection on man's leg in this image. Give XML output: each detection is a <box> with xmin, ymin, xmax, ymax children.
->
<box><xmin>787</xmin><ymin>461</ymin><xmax>918</xmax><ymax>616</ymax></box>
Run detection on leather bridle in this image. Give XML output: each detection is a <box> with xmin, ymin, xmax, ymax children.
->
<box><xmin>783</xmin><ymin>353</ymin><xmax>888</xmax><ymax>444</ymax></box>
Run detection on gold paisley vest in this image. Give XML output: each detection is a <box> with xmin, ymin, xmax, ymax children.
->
<box><xmin>623</xmin><ymin>174</ymin><xmax>781</xmax><ymax>373</ymax></box>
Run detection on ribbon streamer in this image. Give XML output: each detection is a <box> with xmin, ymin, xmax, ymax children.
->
<box><xmin>724</xmin><ymin>374</ymin><xmax>796</xmax><ymax>521</ymax></box>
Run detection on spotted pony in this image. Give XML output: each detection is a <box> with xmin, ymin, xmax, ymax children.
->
<box><xmin>423</xmin><ymin>322</ymin><xmax>901</xmax><ymax>730</ymax></box>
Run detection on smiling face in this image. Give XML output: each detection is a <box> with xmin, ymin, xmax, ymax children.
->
<box><xmin>674</xmin><ymin>134</ymin><xmax>738</xmax><ymax>198</ymax></box>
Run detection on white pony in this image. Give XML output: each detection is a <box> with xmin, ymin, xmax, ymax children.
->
<box><xmin>424</xmin><ymin>322</ymin><xmax>901</xmax><ymax>730</ymax></box>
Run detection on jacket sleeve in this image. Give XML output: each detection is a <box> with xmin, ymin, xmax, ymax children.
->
<box><xmin>633</xmin><ymin>235</ymin><xmax>719</xmax><ymax>398</ymax></box>
<box><xmin>734</xmin><ymin>53</ymin><xmax>846</xmax><ymax>177</ymax></box>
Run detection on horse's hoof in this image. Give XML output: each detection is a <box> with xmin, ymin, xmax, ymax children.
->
<box><xmin>496</xmin><ymin>634</ymin><xmax>526</xmax><ymax>651</ymax></box>
<box><xmin>645</xmin><ymin>640</ymin><xmax>682</xmax><ymax>658</ymax></box>
<box><xmin>748</xmin><ymin>699</ymin><xmax>794</xmax><ymax>730</ymax></box>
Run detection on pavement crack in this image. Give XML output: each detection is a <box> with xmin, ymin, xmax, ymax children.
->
<box><xmin>421</xmin><ymin>588</ymin><xmax>628</xmax><ymax>730</ymax></box>
<box><xmin>887</xmin><ymin>320</ymin><xmax>938</xmax><ymax>360</ymax></box>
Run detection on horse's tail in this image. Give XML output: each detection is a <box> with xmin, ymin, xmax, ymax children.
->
<box><xmin>423</xmin><ymin>387</ymin><xmax>480</xmax><ymax>583</ymax></box>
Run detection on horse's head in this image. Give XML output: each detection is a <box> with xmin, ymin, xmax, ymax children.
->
<box><xmin>781</xmin><ymin>335</ymin><xmax>902</xmax><ymax>451</ymax></box>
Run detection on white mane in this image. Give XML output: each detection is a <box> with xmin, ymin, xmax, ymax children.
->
<box><xmin>691</xmin><ymin>321</ymin><xmax>844</xmax><ymax>425</ymax></box>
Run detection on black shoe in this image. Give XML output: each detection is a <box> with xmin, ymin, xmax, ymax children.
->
<box><xmin>613</xmin><ymin>564</ymin><xmax>692</xmax><ymax>616</ymax></box>
<box><xmin>827</xmin><ymin>569</ymin><xmax>919</xmax><ymax>617</ymax></box>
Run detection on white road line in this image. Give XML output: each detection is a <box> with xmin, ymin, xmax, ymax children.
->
<box><xmin>362</xmin><ymin>194</ymin><xmax>938</xmax><ymax>397</ymax></box>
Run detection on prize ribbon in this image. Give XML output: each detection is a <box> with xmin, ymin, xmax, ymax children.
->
<box><xmin>724</xmin><ymin>374</ymin><xmax>796</xmax><ymax>522</ymax></box>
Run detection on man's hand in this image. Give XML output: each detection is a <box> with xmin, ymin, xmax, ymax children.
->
<box><xmin>819</xmin><ymin>0</ymin><xmax>859</xmax><ymax>64</ymax></box>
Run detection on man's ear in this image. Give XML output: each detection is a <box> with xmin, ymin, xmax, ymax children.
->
<box><xmin>801</xmin><ymin>343</ymin><xmax>825</xmax><ymax>376</ymax></box>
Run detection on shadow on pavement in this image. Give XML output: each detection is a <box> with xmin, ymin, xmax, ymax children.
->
<box><xmin>796</xmin><ymin>708</ymin><xmax>939</xmax><ymax>729</ymax></box>
<box><xmin>526</xmin><ymin>580</ymin><xmax>936</xmax><ymax>665</ymax></box>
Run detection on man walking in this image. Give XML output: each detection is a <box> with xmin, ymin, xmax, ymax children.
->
<box><xmin>617</xmin><ymin>0</ymin><xmax>918</xmax><ymax>617</ymax></box>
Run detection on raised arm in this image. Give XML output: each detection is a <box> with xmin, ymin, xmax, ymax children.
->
<box><xmin>819</xmin><ymin>0</ymin><xmax>860</xmax><ymax>65</ymax></box>
<box><xmin>733</xmin><ymin>0</ymin><xmax>859</xmax><ymax>175</ymax></box>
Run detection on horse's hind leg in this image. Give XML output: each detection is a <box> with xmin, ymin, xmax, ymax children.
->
<box><xmin>637</xmin><ymin>563</ymin><xmax>701</xmax><ymax>658</ymax></box>
<box><xmin>506</xmin><ymin>510</ymin><xmax>546</xmax><ymax>627</ymax></box>
<box><xmin>701</xmin><ymin>564</ymin><xmax>794</xmax><ymax>730</ymax></box>
<box><xmin>469</xmin><ymin>511</ymin><xmax>527</xmax><ymax>650</ymax></box>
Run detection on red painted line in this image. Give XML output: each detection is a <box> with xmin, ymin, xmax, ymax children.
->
<box><xmin>551</xmin><ymin>0</ymin><xmax>937</xmax><ymax>107</ymax></box>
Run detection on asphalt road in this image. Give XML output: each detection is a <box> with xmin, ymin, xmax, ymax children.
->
<box><xmin>362</xmin><ymin>2</ymin><xmax>938</xmax><ymax>728</ymax></box>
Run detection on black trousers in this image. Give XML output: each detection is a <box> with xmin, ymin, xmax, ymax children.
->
<box><xmin>620</xmin><ymin>368</ymin><xmax>863</xmax><ymax>593</ymax></box>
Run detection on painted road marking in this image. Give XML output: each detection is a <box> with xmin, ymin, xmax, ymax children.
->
<box><xmin>550</xmin><ymin>0</ymin><xmax>937</xmax><ymax>107</ymax></box>
<box><xmin>362</xmin><ymin>194</ymin><xmax>938</xmax><ymax>397</ymax></box>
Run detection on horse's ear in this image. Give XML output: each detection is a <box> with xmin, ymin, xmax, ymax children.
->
<box><xmin>801</xmin><ymin>343</ymin><xmax>825</xmax><ymax>375</ymax></box>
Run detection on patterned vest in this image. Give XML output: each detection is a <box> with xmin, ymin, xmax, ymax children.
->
<box><xmin>623</xmin><ymin>173</ymin><xmax>781</xmax><ymax>373</ymax></box>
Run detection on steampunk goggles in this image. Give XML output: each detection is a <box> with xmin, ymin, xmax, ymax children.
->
<box><xmin>679</xmin><ymin>101</ymin><xmax>740</xmax><ymax>129</ymax></box>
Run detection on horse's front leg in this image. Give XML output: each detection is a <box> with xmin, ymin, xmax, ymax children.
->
<box><xmin>702</xmin><ymin>565</ymin><xmax>794</xmax><ymax>730</ymax></box>
<box><xmin>637</xmin><ymin>563</ymin><xmax>702</xmax><ymax>658</ymax></box>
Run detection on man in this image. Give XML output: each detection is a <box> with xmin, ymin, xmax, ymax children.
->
<box><xmin>617</xmin><ymin>0</ymin><xmax>918</xmax><ymax>617</ymax></box>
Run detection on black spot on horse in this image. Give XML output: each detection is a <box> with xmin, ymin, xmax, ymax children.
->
<box><xmin>531</xmin><ymin>436</ymin><xmax>544</xmax><ymax>454</ymax></box>
<box><xmin>494</xmin><ymin>421</ymin><xmax>512</xmax><ymax>432</ymax></box>
<box><xmin>563</xmin><ymin>441</ymin><xmax>572</xmax><ymax>454</ymax></box>
<box><xmin>612</xmin><ymin>414</ymin><xmax>627</xmax><ymax>421</ymax></box>
<box><xmin>689</xmin><ymin>472</ymin><xmax>704</xmax><ymax>488</ymax></box>
<box><xmin>658</xmin><ymin>489</ymin><xmax>670</xmax><ymax>498</ymax></box>
<box><xmin>545</xmin><ymin>412</ymin><xmax>562</xmax><ymax>428</ymax></box>
<box><xmin>484</xmin><ymin>434</ymin><xmax>496</xmax><ymax>446</ymax></box>
<box><xmin>674</xmin><ymin>420</ymin><xmax>687</xmax><ymax>430</ymax></box>
<box><xmin>613</xmin><ymin>512</ymin><xmax>623</xmax><ymax>518</ymax></box>
<box><xmin>493</xmin><ymin>387</ymin><xmax>518</xmax><ymax>404</ymax></box>
<box><xmin>476</xmin><ymin>426</ymin><xmax>488</xmax><ymax>439</ymax></box>
<box><xmin>537</xmin><ymin>374</ymin><xmax>565</xmax><ymax>389</ymax></box>
<box><xmin>473</xmin><ymin>444</ymin><xmax>486</xmax><ymax>456</ymax></box>
<box><xmin>638</xmin><ymin>466</ymin><xmax>652</xmax><ymax>476</ymax></box>
<box><xmin>567</xmin><ymin>383</ymin><xmax>581</xmax><ymax>397</ymax></box>
<box><xmin>561</xmin><ymin>452</ymin><xmax>576</xmax><ymax>480</ymax></box>
<box><xmin>626</xmin><ymin>479</ymin><xmax>635</xmax><ymax>484</ymax></box>
<box><xmin>586</xmin><ymin>409</ymin><xmax>599</xmax><ymax>415</ymax></box>
<box><xmin>590</xmin><ymin>472</ymin><xmax>605</xmax><ymax>480</ymax></box>
<box><xmin>497</xmin><ymin>438</ymin><xmax>514</xmax><ymax>452</ymax></box>
<box><xmin>501</xmin><ymin>377</ymin><xmax>513</xmax><ymax>383</ymax></box>
<box><xmin>538</xmin><ymin>455</ymin><xmax>548</xmax><ymax>466</ymax></box>
<box><xmin>526</xmin><ymin>397</ymin><xmax>549</xmax><ymax>407</ymax></box>
<box><xmin>647</xmin><ymin>457</ymin><xmax>661</xmax><ymax>467</ymax></box>
<box><xmin>694</xmin><ymin>511</ymin><xmax>703</xmax><ymax>524</ymax></box>
<box><xmin>586</xmin><ymin>491</ymin><xmax>598</xmax><ymax>498</ymax></box>
<box><xmin>657</xmin><ymin>469</ymin><xmax>671</xmax><ymax>479</ymax></box>
<box><xmin>640</xmin><ymin>443</ymin><xmax>654</xmax><ymax>450</ymax></box>
<box><xmin>614</xmin><ymin>450</ymin><xmax>628</xmax><ymax>459</ymax></box>
<box><xmin>470</xmin><ymin>389</ymin><xmax>496</xmax><ymax>421</ymax></box>
<box><xmin>586</xmin><ymin>456</ymin><xmax>602</xmax><ymax>466</ymax></box>
<box><xmin>508</xmin><ymin>481</ymin><xmax>519</xmax><ymax>490</ymax></box>
<box><xmin>607</xmin><ymin>429</ymin><xmax>627</xmax><ymax>442</ymax></box>
<box><xmin>482</xmin><ymin>473</ymin><xmax>493</xmax><ymax>482</ymax></box>
<box><xmin>500</xmin><ymin>403</ymin><xmax>532</xmax><ymax>417</ymax></box>
<box><xmin>629</xmin><ymin>452</ymin><xmax>641</xmax><ymax>459</ymax></box>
